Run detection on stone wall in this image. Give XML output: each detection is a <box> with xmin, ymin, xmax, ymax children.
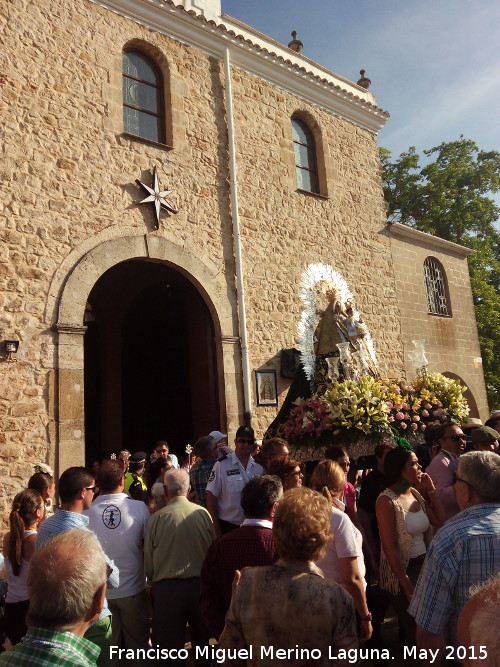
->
<box><xmin>1</xmin><ymin>0</ymin><xmax>238</xmax><ymax>517</ymax></box>
<box><xmin>3</xmin><ymin>0</ymin><xmax>484</xmax><ymax>526</ymax></box>
<box><xmin>229</xmin><ymin>70</ymin><xmax>404</xmax><ymax>435</ymax></box>
<box><xmin>388</xmin><ymin>227</ymin><xmax>489</xmax><ymax>420</ymax></box>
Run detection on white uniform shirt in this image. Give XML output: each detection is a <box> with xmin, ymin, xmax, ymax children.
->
<box><xmin>205</xmin><ymin>451</ymin><xmax>264</xmax><ymax>525</ymax></box>
<box><xmin>85</xmin><ymin>492</ymin><xmax>150</xmax><ymax>600</ymax></box>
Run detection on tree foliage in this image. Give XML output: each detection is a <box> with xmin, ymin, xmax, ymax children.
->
<box><xmin>380</xmin><ymin>138</ymin><xmax>500</xmax><ymax>408</ymax></box>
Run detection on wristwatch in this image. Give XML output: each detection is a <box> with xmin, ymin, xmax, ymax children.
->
<box><xmin>360</xmin><ymin>613</ymin><xmax>373</xmax><ymax>622</ymax></box>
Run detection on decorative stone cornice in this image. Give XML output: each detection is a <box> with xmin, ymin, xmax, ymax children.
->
<box><xmin>52</xmin><ymin>324</ymin><xmax>88</xmax><ymax>335</ymax></box>
<box><xmin>387</xmin><ymin>222</ymin><xmax>475</xmax><ymax>258</ymax></box>
<box><xmin>90</xmin><ymin>0</ymin><xmax>389</xmax><ymax>133</ymax></box>
<box><xmin>219</xmin><ymin>336</ymin><xmax>240</xmax><ymax>345</ymax></box>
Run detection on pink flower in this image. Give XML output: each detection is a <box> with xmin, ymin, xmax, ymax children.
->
<box><xmin>388</xmin><ymin>416</ymin><xmax>395</xmax><ymax>422</ymax></box>
<box><xmin>436</xmin><ymin>401</ymin><xmax>443</xmax><ymax>407</ymax></box>
<box><xmin>406</xmin><ymin>386</ymin><xmax>415</xmax><ymax>393</ymax></box>
<box><xmin>395</xmin><ymin>403</ymin><xmax>403</xmax><ymax>410</ymax></box>
<box><xmin>403</xmin><ymin>413</ymin><xmax>411</xmax><ymax>420</ymax></box>
<box><xmin>424</xmin><ymin>403</ymin><xmax>432</xmax><ymax>410</ymax></box>
<box><xmin>400</xmin><ymin>422</ymin><xmax>408</xmax><ymax>430</ymax></box>
<box><xmin>433</xmin><ymin>408</ymin><xmax>443</xmax><ymax>417</ymax></box>
<box><xmin>402</xmin><ymin>402</ymin><xmax>409</xmax><ymax>410</ymax></box>
<box><xmin>396</xmin><ymin>412</ymin><xmax>405</xmax><ymax>420</ymax></box>
<box><xmin>410</xmin><ymin>423</ymin><xmax>418</xmax><ymax>430</ymax></box>
<box><xmin>394</xmin><ymin>388</ymin><xmax>401</xmax><ymax>395</ymax></box>
<box><xmin>386</xmin><ymin>402</ymin><xmax>393</xmax><ymax>409</ymax></box>
<box><xmin>412</xmin><ymin>415</ymin><xmax>420</xmax><ymax>422</ymax></box>
<box><xmin>421</xmin><ymin>409</ymin><xmax>429</xmax><ymax>417</ymax></box>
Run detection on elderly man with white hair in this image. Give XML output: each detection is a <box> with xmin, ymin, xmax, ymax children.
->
<box><xmin>408</xmin><ymin>451</ymin><xmax>500</xmax><ymax>667</ymax></box>
<box><xmin>0</xmin><ymin>529</ymin><xmax>107</xmax><ymax>666</ymax></box>
<box><xmin>144</xmin><ymin>468</ymin><xmax>215</xmax><ymax>666</ymax></box>
<box><xmin>457</xmin><ymin>577</ymin><xmax>500</xmax><ymax>666</ymax></box>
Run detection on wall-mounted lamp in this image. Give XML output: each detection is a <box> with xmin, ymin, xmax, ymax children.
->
<box><xmin>2</xmin><ymin>340</ymin><xmax>19</xmax><ymax>363</ymax></box>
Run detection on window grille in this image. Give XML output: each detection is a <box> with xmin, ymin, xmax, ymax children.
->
<box><xmin>423</xmin><ymin>257</ymin><xmax>451</xmax><ymax>316</ymax></box>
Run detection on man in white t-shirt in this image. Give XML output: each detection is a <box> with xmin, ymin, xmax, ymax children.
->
<box><xmin>85</xmin><ymin>459</ymin><xmax>150</xmax><ymax>660</ymax></box>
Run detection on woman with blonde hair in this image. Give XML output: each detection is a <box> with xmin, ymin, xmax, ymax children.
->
<box><xmin>219</xmin><ymin>488</ymin><xmax>357</xmax><ymax>661</ymax></box>
<box><xmin>312</xmin><ymin>458</ymin><xmax>372</xmax><ymax>642</ymax></box>
<box><xmin>2</xmin><ymin>489</ymin><xmax>44</xmax><ymax>644</ymax></box>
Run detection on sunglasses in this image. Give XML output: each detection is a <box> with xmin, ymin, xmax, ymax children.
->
<box><xmin>85</xmin><ymin>486</ymin><xmax>96</xmax><ymax>491</ymax></box>
<box><xmin>446</xmin><ymin>434</ymin><xmax>466</xmax><ymax>442</ymax></box>
<box><xmin>236</xmin><ymin>438</ymin><xmax>254</xmax><ymax>444</ymax></box>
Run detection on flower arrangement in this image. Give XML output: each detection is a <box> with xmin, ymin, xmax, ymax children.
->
<box><xmin>283</xmin><ymin>396</ymin><xmax>332</xmax><ymax>441</ymax></box>
<box><xmin>282</xmin><ymin>372</ymin><xmax>469</xmax><ymax>448</ymax></box>
<box><xmin>414</xmin><ymin>372</ymin><xmax>470</xmax><ymax>422</ymax></box>
<box><xmin>323</xmin><ymin>376</ymin><xmax>392</xmax><ymax>442</ymax></box>
<box><xmin>381</xmin><ymin>373</ymin><xmax>469</xmax><ymax>435</ymax></box>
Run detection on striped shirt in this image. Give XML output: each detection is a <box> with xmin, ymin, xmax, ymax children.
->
<box><xmin>408</xmin><ymin>503</ymin><xmax>500</xmax><ymax>644</ymax></box>
<box><xmin>37</xmin><ymin>509</ymin><xmax>118</xmax><ymax>622</ymax></box>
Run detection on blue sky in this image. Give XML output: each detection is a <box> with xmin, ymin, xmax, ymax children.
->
<box><xmin>222</xmin><ymin>0</ymin><xmax>500</xmax><ymax>211</ymax></box>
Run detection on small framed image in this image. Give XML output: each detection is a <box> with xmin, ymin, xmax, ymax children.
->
<box><xmin>255</xmin><ymin>369</ymin><xmax>278</xmax><ymax>406</ymax></box>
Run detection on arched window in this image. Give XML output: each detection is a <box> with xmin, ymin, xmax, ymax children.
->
<box><xmin>292</xmin><ymin>117</ymin><xmax>319</xmax><ymax>193</ymax></box>
<box><xmin>122</xmin><ymin>51</ymin><xmax>164</xmax><ymax>143</ymax></box>
<box><xmin>423</xmin><ymin>257</ymin><xmax>452</xmax><ymax>316</ymax></box>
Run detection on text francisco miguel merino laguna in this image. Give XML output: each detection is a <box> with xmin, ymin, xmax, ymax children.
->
<box><xmin>110</xmin><ymin>645</ymin><xmax>399</xmax><ymax>663</ymax></box>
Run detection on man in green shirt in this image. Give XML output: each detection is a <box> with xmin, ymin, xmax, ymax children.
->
<box><xmin>0</xmin><ymin>529</ymin><xmax>107</xmax><ymax>666</ymax></box>
<box><xmin>145</xmin><ymin>468</ymin><xmax>215</xmax><ymax>665</ymax></box>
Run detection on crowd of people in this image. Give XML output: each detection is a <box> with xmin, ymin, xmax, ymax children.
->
<box><xmin>0</xmin><ymin>418</ymin><xmax>499</xmax><ymax>667</ymax></box>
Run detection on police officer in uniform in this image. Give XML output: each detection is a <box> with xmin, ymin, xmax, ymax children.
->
<box><xmin>124</xmin><ymin>451</ymin><xmax>147</xmax><ymax>500</ymax></box>
<box><xmin>206</xmin><ymin>426</ymin><xmax>264</xmax><ymax>536</ymax></box>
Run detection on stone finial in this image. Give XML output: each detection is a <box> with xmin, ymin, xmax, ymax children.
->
<box><xmin>287</xmin><ymin>31</ymin><xmax>303</xmax><ymax>53</ymax></box>
<box><xmin>357</xmin><ymin>69</ymin><xmax>371</xmax><ymax>89</ymax></box>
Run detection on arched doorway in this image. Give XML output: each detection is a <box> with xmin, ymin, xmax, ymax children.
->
<box><xmin>84</xmin><ymin>259</ymin><xmax>219</xmax><ymax>463</ymax></box>
<box><xmin>54</xmin><ymin>233</ymin><xmax>241</xmax><ymax>475</ymax></box>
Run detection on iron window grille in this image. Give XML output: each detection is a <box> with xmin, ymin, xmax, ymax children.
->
<box><xmin>423</xmin><ymin>257</ymin><xmax>452</xmax><ymax>316</ymax></box>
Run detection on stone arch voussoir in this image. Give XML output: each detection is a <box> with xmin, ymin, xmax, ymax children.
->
<box><xmin>57</xmin><ymin>234</ymin><xmax>233</xmax><ymax>336</ymax></box>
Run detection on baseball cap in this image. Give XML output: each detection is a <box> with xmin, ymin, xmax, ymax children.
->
<box><xmin>209</xmin><ymin>431</ymin><xmax>227</xmax><ymax>445</ymax></box>
<box><xmin>235</xmin><ymin>425</ymin><xmax>255</xmax><ymax>441</ymax></box>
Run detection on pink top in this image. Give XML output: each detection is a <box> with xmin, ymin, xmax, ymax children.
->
<box><xmin>344</xmin><ymin>481</ymin><xmax>356</xmax><ymax>520</ymax></box>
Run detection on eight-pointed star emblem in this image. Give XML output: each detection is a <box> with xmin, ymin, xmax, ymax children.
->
<box><xmin>136</xmin><ymin>166</ymin><xmax>177</xmax><ymax>229</ymax></box>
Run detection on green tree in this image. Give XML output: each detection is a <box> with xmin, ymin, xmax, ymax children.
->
<box><xmin>380</xmin><ymin>138</ymin><xmax>500</xmax><ymax>408</ymax></box>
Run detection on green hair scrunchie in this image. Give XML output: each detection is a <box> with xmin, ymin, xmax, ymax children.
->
<box><xmin>394</xmin><ymin>436</ymin><xmax>413</xmax><ymax>450</ymax></box>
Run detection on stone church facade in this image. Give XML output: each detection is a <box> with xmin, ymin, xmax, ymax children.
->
<box><xmin>0</xmin><ymin>0</ymin><xmax>488</xmax><ymax>506</ymax></box>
